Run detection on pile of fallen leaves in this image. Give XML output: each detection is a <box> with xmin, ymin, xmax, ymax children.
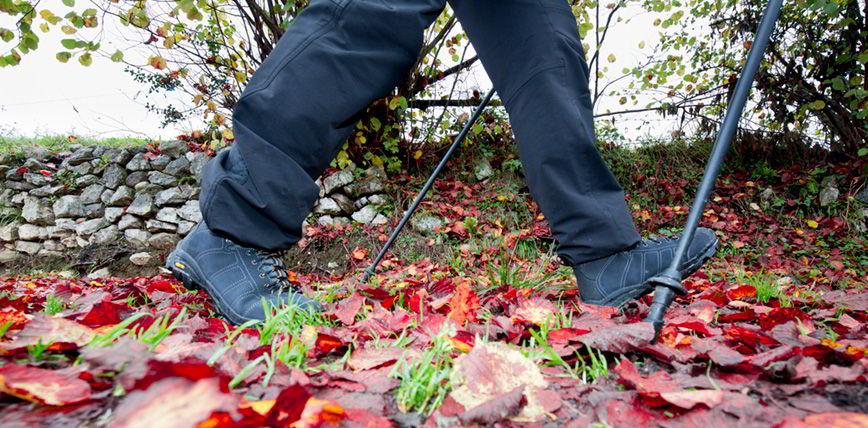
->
<box><xmin>0</xmin><ymin>158</ymin><xmax>865</xmax><ymax>427</ymax></box>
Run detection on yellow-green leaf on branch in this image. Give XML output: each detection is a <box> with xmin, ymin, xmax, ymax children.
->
<box><xmin>78</xmin><ymin>52</ymin><xmax>92</xmax><ymax>66</ymax></box>
<box><xmin>110</xmin><ymin>50</ymin><xmax>124</xmax><ymax>62</ymax></box>
<box><xmin>55</xmin><ymin>51</ymin><xmax>71</xmax><ymax>63</ymax></box>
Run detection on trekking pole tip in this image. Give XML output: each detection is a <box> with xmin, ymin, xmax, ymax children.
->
<box><xmin>643</xmin><ymin>270</ymin><xmax>685</xmax><ymax>343</ymax></box>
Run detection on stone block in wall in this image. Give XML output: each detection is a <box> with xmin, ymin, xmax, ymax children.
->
<box><xmin>101</xmin><ymin>164</ymin><xmax>127</xmax><ymax>189</ymax></box>
<box><xmin>69</xmin><ymin>162</ymin><xmax>92</xmax><ymax>176</ymax></box>
<box><xmin>53</xmin><ymin>219</ymin><xmax>76</xmax><ymax>234</ymax></box>
<box><xmin>31</xmin><ymin>185</ymin><xmax>64</xmax><ymax>197</ymax></box>
<box><xmin>0</xmin><ymin>248</ymin><xmax>21</xmax><ymax>263</ymax></box>
<box><xmin>163</xmin><ymin>157</ymin><xmax>190</xmax><ymax>176</ymax></box>
<box><xmin>63</xmin><ymin>147</ymin><xmax>95</xmax><ymax>166</ymax></box>
<box><xmin>10</xmin><ymin>193</ymin><xmax>27</xmax><ymax>206</ymax></box>
<box><xmin>155</xmin><ymin>207</ymin><xmax>179</xmax><ymax>224</ymax></box>
<box><xmin>43</xmin><ymin>240</ymin><xmax>64</xmax><ymax>252</ymax></box>
<box><xmin>322</xmin><ymin>170</ymin><xmax>354</xmax><ymax>195</ymax></box>
<box><xmin>5</xmin><ymin>168</ymin><xmax>23</xmax><ymax>181</ymax></box>
<box><xmin>118</xmin><ymin>215</ymin><xmax>142</xmax><ymax>231</ymax></box>
<box><xmin>127</xmin><ymin>194</ymin><xmax>155</xmax><ymax>216</ymax></box>
<box><xmin>155</xmin><ymin>186</ymin><xmax>196</xmax><ymax>206</ymax></box>
<box><xmin>80</xmin><ymin>184</ymin><xmax>105</xmax><ymax>205</ymax></box>
<box><xmin>75</xmin><ymin>174</ymin><xmax>99</xmax><ymax>187</ymax></box>
<box><xmin>104</xmin><ymin>207</ymin><xmax>124</xmax><ymax>223</ymax></box>
<box><xmin>314</xmin><ymin>198</ymin><xmax>342</xmax><ymax>215</ymax></box>
<box><xmin>22</xmin><ymin>198</ymin><xmax>54</xmax><ymax>225</ymax></box>
<box><xmin>126</xmin><ymin>153</ymin><xmax>150</xmax><ymax>171</ymax></box>
<box><xmin>134</xmin><ymin>182</ymin><xmax>163</xmax><ymax>194</ymax></box>
<box><xmin>159</xmin><ymin>140</ymin><xmax>189</xmax><ymax>158</ymax></box>
<box><xmin>15</xmin><ymin>241</ymin><xmax>41</xmax><ymax>255</ymax></box>
<box><xmin>145</xmin><ymin>219</ymin><xmax>177</xmax><ymax>233</ymax></box>
<box><xmin>108</xmin><ymin>186</ymin><xmax>134</xmax><ymax>206</ymax></box>
<box><xmin>91</xmin><ymin>226</ymin><xmax>119</xmax><ymax>245</ymax></box>
<box><xmin>148</xmin><ymin>233</ymin><xmax>179</xmax><ymax>250</ymax></box>
<box><xmin>177</xmin><ymin>220</ymin><xmax>195</xmax><ymax>235</ymax></box>
<box><xmin>124</xmin><ymin>229</ymin><xmax>151</xmax><ymax>248</ymax></box>
<box><xmin>17</xmin><ymin>224</ymin><xmax>47</xmax><ymax>241</ymax></box>
<box><xmin>6</xmin><ymin>180</ymin><xmax>35</xmax><ymax>191</ymax></box>
<box><xmin>37</xmin><ymin>249</ymin><xmax>64</xmax><ymax>258</ymax></box>
<box><xmin>84</xmin><ymin>204</ymin><xmax>104</xmax><ymax>219</ymax></box>
<box><xmin>331</xmin><ymin>193</ymin><xmax>355</xmax><ymax>214</ymax></box>
<box><xmin>351</xmin><ymin>205</ymin><xmax>387</xmax><ymax>225</ymax></box>
<box><xmin>53</xmin><ymin>195</ymin><xmax>86</xmax><ymax>218</ymax></box>
<box><xmin>148</xmin><ymin>171</ymin><xmax>178</xmax><ymax>187</ymax></box>
<box><xmin>76</xmin><ymin>218</ymin><xmax>107</xmax><ymax>236</ymax></box>
<box><xmin>23</xmin><ymin>172</ymin><xmax>53</xmax><ymax>187</ymax></box>
<box><xmin>187</xmin><ymin>152</ymin><xmax>209</xmax><ymax>178</ymax></box>
<box><xmin>106</xmin><ymin>148</ymin><xmax>134</xmax><ymax>165</ymax></box>
<box><xmin>0</xmin><ymin>224</ymin><xmax>18</xmax><ymax>242</ymax></box>
<box><xmin>150</xmin><ymin>155</ymin><xmax>171</xmax><ymax>170</ymax></box>
<box><xmin>344</xmin><ymin>179</ymin><xmax>385</xmax><ymax>198</ymax></box>
<box><xmin>126</xmin><ymin>171</ymin><xmax>149</xmax><ymax>188</ymax></box>
<box><xmin>177</xmin><ymin>200</ymin><xmax>202</xmax><ymax>223</ymax></box>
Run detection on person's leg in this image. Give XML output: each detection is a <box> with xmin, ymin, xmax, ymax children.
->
<box><xmin>450</xmin><ymin>0</ymin><xmax>640</xmax><ymax>266</ymax></box>
<box><xmin>450</xmin><ymin>0</ymin><xmax>717</xmax><ymax>305</ymax></box>
<box><xmin>201</xmin><ymin>0</ymin><xmax>446</xmax><ymax>251</ymax></box>
<box><xmin>170</xmin><ymin>0</ymin><xmax>447</xmax><ymax>324</ymax></box>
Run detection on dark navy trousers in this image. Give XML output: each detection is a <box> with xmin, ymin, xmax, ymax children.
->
<box><xmin>199</xmin><ymin>0</ymin><xmax>641</xmax><ymax>266</ymax></box>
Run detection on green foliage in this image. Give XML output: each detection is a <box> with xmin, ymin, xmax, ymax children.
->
<box><xmin>633</xmin><ymin>0</ymin><xmax>867</xmax><ymax>154</ymax></box>
<box><xmin>88</xmin><ymin>309</ymin><xmax>188</xmax><ymax>350</ymax></box>
<box><xmin>0</xmin><ymin>134</ymin><xmax>148</xmax><ymax>154</ymax></box>
<box><xmin>391</xmin><ymin>327</ymin><xmax>456</xmax><ymax>415</ymax></box>
<box><xmin>527</xmin><ymin>320</ymin><xmax>609</xmax><ymax>383</ymax></box>
<box><xmin>42</xmin><ymin>295</ymin><xmax>67</xmax><ymax>315</ymax></box>
<box><xmin>258</xmin><ymin>300</ymin><xmax>333</xmax><ymax>346</ymax></box>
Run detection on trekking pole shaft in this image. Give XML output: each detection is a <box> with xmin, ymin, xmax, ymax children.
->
<box><xmin>645</xmin><ymin>0</ymin><xmax>783</xmax><ymax>332</ymax></box>
<box><xmin>671</xmin><ymin>0</ymin><xmax>783</xmax><ymax>268</ymax></box>
<box><xmin>362</xmin><ymin>89</ymin><xmax>496</xmax><ymax>282</ymax></box>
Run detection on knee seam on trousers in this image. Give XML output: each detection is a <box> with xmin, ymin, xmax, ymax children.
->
<box><xmin>240</xmin><ymin>1</ymin><xmax>351</xmax><ymax>101</ymax></box>
<box><xmin>502</xmin><ymin>62</ymin><xmax>565</xmax><ymax>105</ymax></box>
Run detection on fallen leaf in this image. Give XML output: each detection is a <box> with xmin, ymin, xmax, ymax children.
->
<box><xmin>458</xmin><ymin>385</ymin><xmax>526</xmax><ymax>425</ymax></box>
<box><xmin>108</xmin><ymin>377</ymin><xmax>237</xmax><ymax>428</ymax></box>
<box><xmin>511</xmin><ymin>298</ymin><xmax>557</xmax><ymax>326</ymax></box>
<box><xmin>347</xmin><ymin>347</ymin><xmax>408</xmax><ymax>371</ymax></box>
<box><xmin>78</xmin><ymin>301</ymin><xmax>128</xmax><ymax>328</ymax></box>
<box><xmin>0</xmin><ymin>315</ymin><xmax>95</xmax><ymax>354</ymax></box>
<box><xmin>659</xmin><ymin>389</ymin><xmax>725</xmax><ymax>409</ymax></box>
<box><xmin>351</xmin><ymin>247</ymin><xmax>368</xmax><ymax>261</ymax></box>
<box><xmin>447</xmin><ymin>282</ymin><xmax>480</xmax><ymax>326</ymax></box>
<box><xmin>450</xmin><ymin>340</ymin><xmax>550</xmax><ymax>422</ymax></box>
<box><xmin>266</xmin><ymin>384</ymin><xmax>311</xmax><ymax>427</ymax></box>
<box><xmin>0</xmin><ymin>364</ymin><xmax>91</xmax><ymax>406</ymax></box>
<box><xmin>577</xmin><ymin>322</ymin><xmax>655</xmax><ymax>353</ymax></box>
<box><xmin>330</xmin><ymin>293</ymin><xmax>365</xmax><ymax>326</ymax></box>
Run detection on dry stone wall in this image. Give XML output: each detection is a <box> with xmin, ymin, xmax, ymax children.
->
<box><xmin>0</xmin><ymin>143</ymin><xmax>390</xmax><ymax>267</ymax></box>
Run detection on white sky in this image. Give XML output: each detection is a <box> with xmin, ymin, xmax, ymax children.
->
<box><xmin>0</xmin><ymin>2</ymin><xmax>671</xmax><ymax>141</ymax></box>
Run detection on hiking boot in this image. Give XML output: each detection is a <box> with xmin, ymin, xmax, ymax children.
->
<box><xmin>165</xmin><ymin>222</ymin><xmax>322</xmax><ymax>325</ymax></box>
<box><xmin>574</xmin><ymin>227</ymin><xmax>718</xmax><ymax>307</ymax></box>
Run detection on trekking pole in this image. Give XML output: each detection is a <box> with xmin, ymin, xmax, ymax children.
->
<box><xmin>361</xmin><ymin>89</ymin><xmax>496</xmax><ymax>282</ymax></box>
<box><xmin>644</xmin><ymin>0</ymin><xmax>784</xmax><ymax>340</ymax></box>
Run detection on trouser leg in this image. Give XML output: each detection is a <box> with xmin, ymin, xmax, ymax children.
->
<box><xmin>199</xmin><ymin>0</ymin><xmax>446</xmax><ymax>250</ymax></box>
<box><xmin>450</xmin><ymin>0</ymin><xmax>641</xmax><ymax>265</ymax></box>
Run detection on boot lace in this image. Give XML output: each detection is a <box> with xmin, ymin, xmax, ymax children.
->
<box><xmin>248</xmin><ymin>248</ymin><xmax>293</xmax><ymax>290</ymax></box>
<box><xmin>637</xmin><ymin>236</ymin><xmax>674</xmax><ymax>247</ymax></box>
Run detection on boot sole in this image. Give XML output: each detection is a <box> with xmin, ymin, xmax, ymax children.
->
<box><xmin>593</xmin><ymin>236</ymin><xmax>720</xmax><ymax>308</ymax></box>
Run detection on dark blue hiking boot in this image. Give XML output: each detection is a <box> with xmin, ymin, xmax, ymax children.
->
<box><xmin>165</xmin><ymin>222</ymin><xmax>322</xmax><ymax>325</ymax></box>
<box><xmin>574</xmin><ymin>227</ymin><xmax>718</xmax><ymax>307</ymax></box>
